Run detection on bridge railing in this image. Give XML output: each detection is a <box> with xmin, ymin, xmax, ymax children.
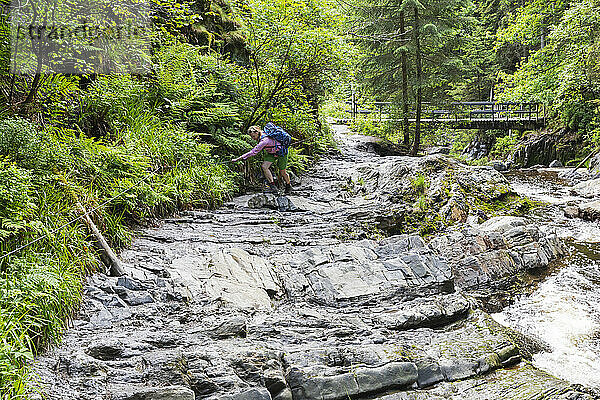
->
<box><xmin>344</xmin><ymin>101</ymin><xmax>544</xmax><ymax>123</ymax></box>
<box><xmin>443</xmin><ymin>102</ymin><xmax>544</xmax><ymax>122</ymax></box>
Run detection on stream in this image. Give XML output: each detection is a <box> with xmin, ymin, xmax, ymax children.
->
<box><xmin>494</xmin><ymin>169</ymin><xmax>600</xmax><ymax>391</ymax></box>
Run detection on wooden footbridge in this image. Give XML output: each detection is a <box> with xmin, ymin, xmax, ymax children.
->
<box><xmin>339</xmin><ymin>101</ymin><xmax>545</xmax><ymax>130</ymax></box>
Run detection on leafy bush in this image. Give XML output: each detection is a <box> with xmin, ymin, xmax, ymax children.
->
<box><xmin>0</xmin><ymin>162</ymin><xmax>37</xmax><ymax>241</ymax></box>
<box><xmin>0</xmin><ymin>119</ymin><xmax>63</xmax><ymax>171</ymax></box>
<box><xmin>490</xmin><ymin>131</ymin><xmax>520</xmax><ymax>159</ymax></box>
<box><xmin>350</xmin><ymin>117</ymin><xmax>385</xmax><ymax>137</ymax></box>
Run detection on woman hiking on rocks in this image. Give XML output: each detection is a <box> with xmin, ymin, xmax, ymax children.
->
<box><xmin>232</xmin><ymin>124</ymin><xmax>293</xmax><ymax>195</ymax></box>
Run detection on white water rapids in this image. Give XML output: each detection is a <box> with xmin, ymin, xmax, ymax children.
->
<box><xmin>493</xmin><ymin>169</ymin><xmax>600</xmax><ymax>391</ymax></box>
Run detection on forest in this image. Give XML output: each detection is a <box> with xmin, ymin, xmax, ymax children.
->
<box><xmin>0</xmin><ymin>0</ymin><xmax>599</xmax><ymax>398</ymax></box>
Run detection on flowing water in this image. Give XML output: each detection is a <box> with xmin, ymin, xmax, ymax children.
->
<box><xmin>494</xmin><ymin>169</ymin><xmax>600</xmax><ymax>391</ymax></box>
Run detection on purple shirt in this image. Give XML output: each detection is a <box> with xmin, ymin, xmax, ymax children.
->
<box><xmin>240</xmin><ymin>136</ymin><xmax>279</xmax><ymax>160</ymax></box>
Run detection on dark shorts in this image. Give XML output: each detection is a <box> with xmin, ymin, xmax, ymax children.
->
<box><xmin>263</xmin><ymin>152</ymin><xmax>288</xmax><ymax>170</ymax></box>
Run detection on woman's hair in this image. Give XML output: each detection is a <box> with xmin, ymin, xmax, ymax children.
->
<box><xmin>248</xmin><ymin>126</ymin><xmax>262</xmax><ymax>135</ymax></box>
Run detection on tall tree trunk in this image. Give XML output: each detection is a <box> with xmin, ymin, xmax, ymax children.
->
<box><xmin>411</xmin><ymin>6</ymin><xmax>422</xmax><ymax>156</ymax></box>
<box><xmin>400</xmin><ymin>10</ymin><xmax>410</xmax><ymax>147</ymax></box>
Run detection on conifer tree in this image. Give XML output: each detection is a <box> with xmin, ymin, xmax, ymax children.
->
<box><xmin>352</xmin><ymin>0</ymin><xmax>471</xmax><ymax>154</ymax></box>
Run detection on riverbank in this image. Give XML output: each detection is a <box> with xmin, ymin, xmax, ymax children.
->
<box><xmin>29</xmin><ymin>125</ymin><xmax>596</xmax><ymax>400</ymax></box>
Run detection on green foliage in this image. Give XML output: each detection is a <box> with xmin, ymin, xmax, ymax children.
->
<box><xmin>0</xmin><ymin>253</ymin><xmax>84</xmax><ymax>398</ymax></box>
<box><xmin>490</xmin><ymin>130</ymin><xmax>519</xmax><ymax>159</ymax></box>
<box><xmin>498</xmin><ymin>0</ymin><xmax>600</xmax><ymax>137</ymax></box>
<box><xmin>411</xmin><ymin>173</ymin><xmax>429</xmax><ymax>194</ymax></box>
<box><xmin>321</xmin><ymin>99</ymin><xmax>349</xmax><ymax>120</ymax></box>
<box><xmin>350</xmin><ymin>117</ymin><xmax>385</xmax><ymax>137</ymax></box>
<box><xmin>0</xmin><ymin>119</ymin><xmax>63</xmax><ymax>171</ymax></box>
<box><xmin>235</xmin><ymin>0</ymin><xmax>351</xmax><ymax>143</ymax></box>
<box><xmin>0</xmin><ymin>161</ymin><xmax>37</xmax><ymax>241</ymax></box>
<box><xmin>154</xmin><ymin>42</ymin><xmax>249</xmax><ymax>154</ymax></box>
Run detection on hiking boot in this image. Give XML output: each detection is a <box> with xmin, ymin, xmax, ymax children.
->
<box><xmin>285</xmin><ymin>183</ymin><xmax>292</xmax><ymax>195</ymax></box>
<box><xmin>265</xmin><ymin>183</ymin><xmax>279</xmax><ymax>194</ymax></box>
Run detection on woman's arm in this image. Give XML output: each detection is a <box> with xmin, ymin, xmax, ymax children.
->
<box><xmin>233</xmin><ymin>137</ymin><xmax>270</xmax><ymax>161</ymax></box>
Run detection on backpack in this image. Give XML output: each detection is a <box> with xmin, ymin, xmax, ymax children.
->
<box><xmin>262</xmin><ymin>122</ymin><xmax>292</xmax><ymax>157</ymax></box>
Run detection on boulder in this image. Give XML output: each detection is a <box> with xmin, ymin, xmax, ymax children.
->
<box><xmin>288</xmin><ymin>363</ymin><xmax>418</xmax><ymax>400</ymax></box>
<box><xmin>578</xmin><ymin>200</ymin><xmax>600</xmax><ymax>221</ymax></box>
<box><xmin>490</xmin><ymin>161</ymin><xmax>508</xmax><ymax>172</ymax></box>
<box><xmin>549</xmin><ymin>160</ymin><xmax>563</xmax><ymax>168</ymax></box>
<box><xmin>571</xmin><ymin>178</ymin><xmax>600</xmax><ymax>198</ymax></box>
<box><xmin>208</xmin><ymin>316</ymin><xmax>247</xmax><ymax>338</ymax></box>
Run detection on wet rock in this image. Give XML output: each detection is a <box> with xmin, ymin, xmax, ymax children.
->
<box><xmin>124</xmin><ymin>386</ymin><xmax>195</xmax><ymax>400</ymax></box>
<box><xmin>209</xmin><ymin>317</ymin><xmax>247</xmax><ymax>338</ymax></box>
<box><xmin>117</xmin><ymin>276</ymin><xmax>149</xmax><ymax>291</ymax></box>
<box><xmin>288</xmin><ymin>367</ymin><xmax>359</xmax><ymax>400</ymax></box>
<box><xmin>416</xmin><ymin>361</ymin><xmax>444</xmax><ymax>388</ymax></box>
<box><xmin>490</xmin><ymin>160</ymin><xmax>508</xmax><ymax>172</ymax></box>
<box><xmin>385</xmin><ymin>364</ymin><xmax>595</xmax><ymax>400</ymax></box>
<box><xmin>495</xmin><ymin>344</ymin><xmax>519</xmax><ymax>363</ymax></box>
<box><xmin>549</xmin><ymin>160</ymin><xmax>563</xmax><ymax>168</ymax></box>
<box><xmin>571</xmin><ymin>178</ymin><xmax>600</xmax><ymax>198</ymax></box>
<box><xmin>288</xmin><ymin>363</ymin><xmax>418</xmax><ymax>400</ymax></box>
<box><xmin>578</xmin><ymin>200</ymin><xmax>600</xmax><ymax>221</ymax></box>
<box><xmin>564</xmin><ymin>206</ymin><xmax>580</xmax><ymax>218</ymax></box>
<box><xmin>86</xmin><ymin>339</ymin><xmax>125</xmax><ymax>361</ymax></box>
<box><xmin>476</xmin><ymin>353</ymin><xmax>501</xmax><ymax>374</ymax></box>
<box><xmin>219</xmin><ymin>388</ymin><xmax>271</xmax><ymax>400</ymax></box>
<box><xmin>355</xmin><ymin>362</ymin><xmax>418</xmax><ymax>393</ymax></box>
<box><xmin>440</xmin><ymin>360</ymin><xmax>478</xmax><ymax>382</ymax></box>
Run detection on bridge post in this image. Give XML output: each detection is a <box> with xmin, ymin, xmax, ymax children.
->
<box><xmin>351</xmin><ymin>90</ymin><xmax>356</xmax><ymax>122</ymax></box>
